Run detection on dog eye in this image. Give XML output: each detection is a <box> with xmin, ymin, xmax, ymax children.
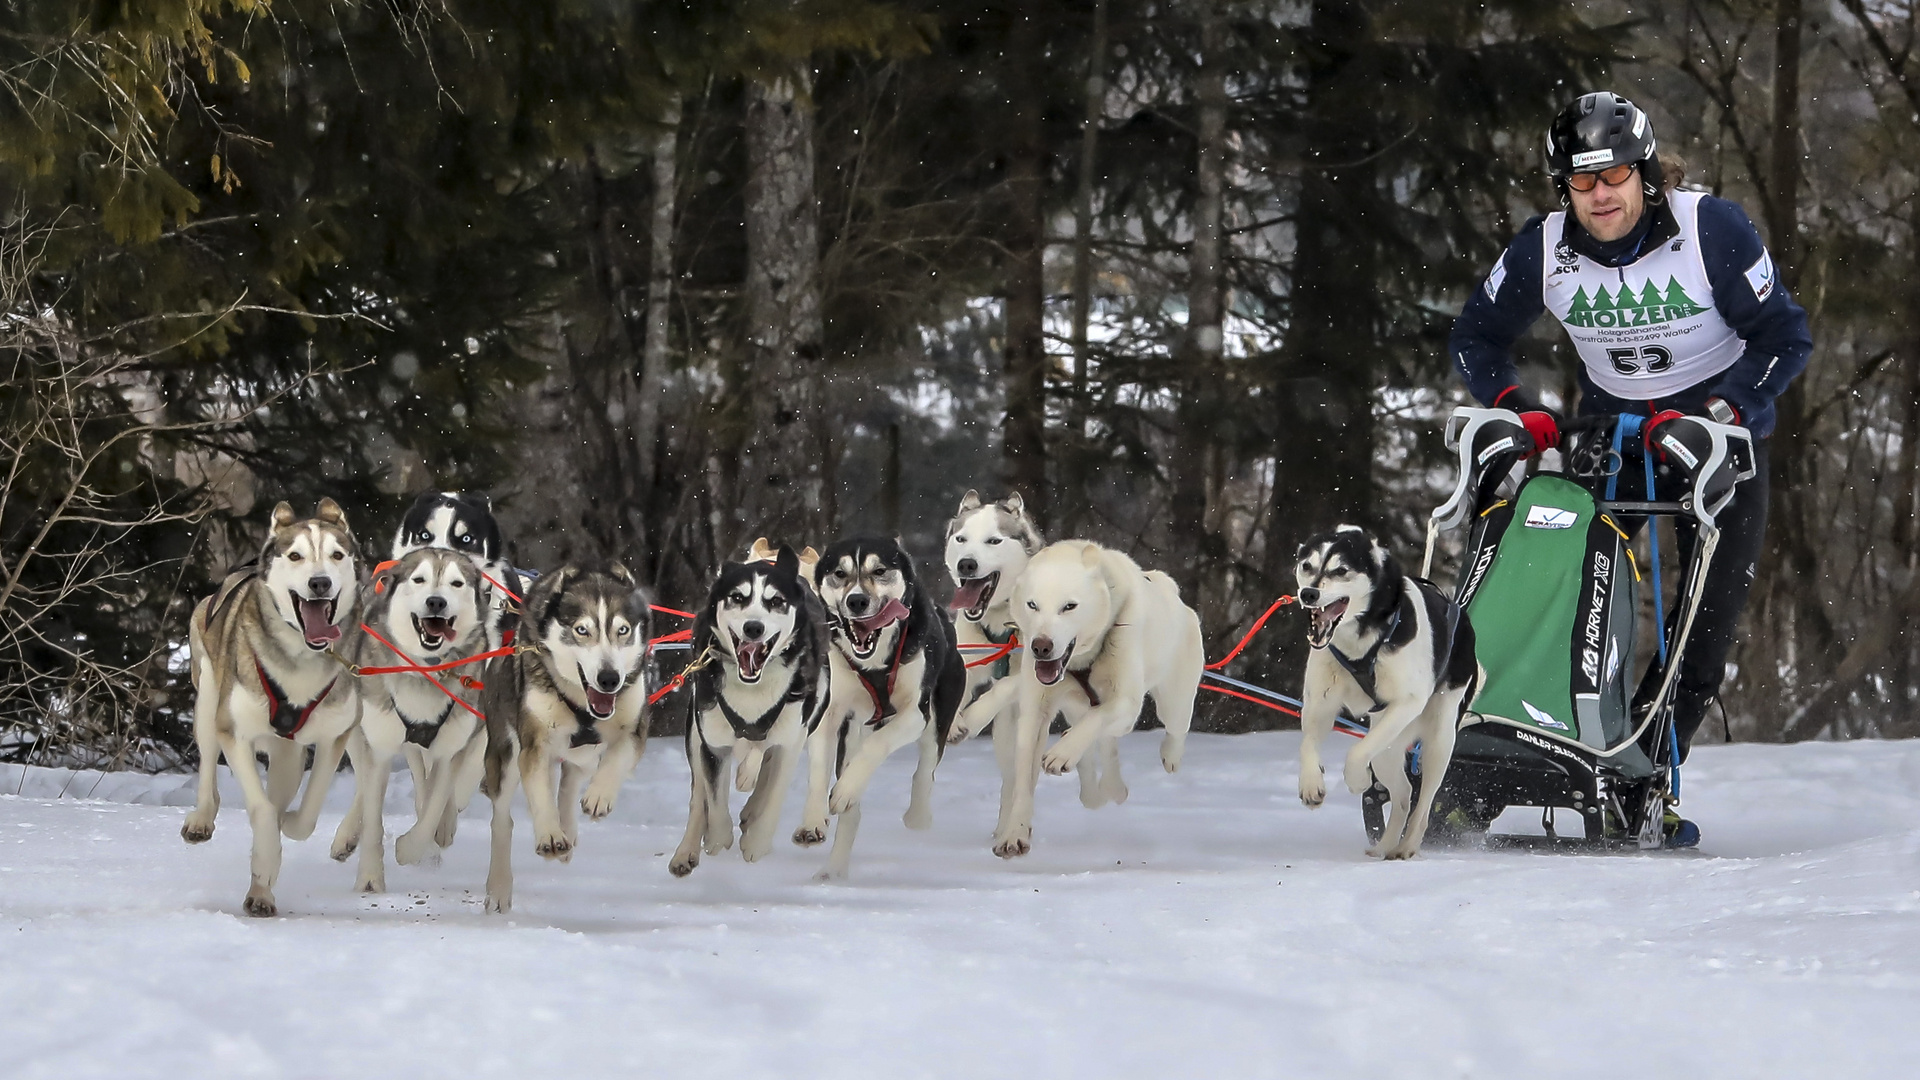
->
<box><xmin>412</xmin><ymin>577</ymin><xmax>427</xmax><ymax>585</ymax></box>
<box><xmin>450</xmin><ymin>580</ymin><xmax>465</xmax><ymax>589</ymax></box>
<box><xmin>1026</xmin><ymin>600</ymin><xmax>1038</xmax><ymax>610</ymax></box>
<box><xmin>986</xmin><ymin>537</ymin><xmax>1002</xmax><ymax>545</ymax></box>
<box><xmin>332</xmin><ymin>551</ymin><xmax>344</xmax><ymax>560</ymax></box>
<box><xmin>1062</xmin><ymin>601</ymin><xmax>1077</xmax><ymax>611</ymax></box>
<box><xmin>574</xmin><ymin>624</ymin><xmax>591</xmax><ymax>636</ymax></box>
<box><xmin>288</xmin><ymin>551</ymin><xmax>304</xmax><ymax>562</ymax></box>
<box><xmin>616</xmin><ymin>625</ymin><xmax>630</xmax><ymax>637</ymax></box>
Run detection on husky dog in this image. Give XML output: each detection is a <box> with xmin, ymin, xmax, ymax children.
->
<box><xmin>182</xmin><ymin>499</ymin><xmax>363</xmax><ymax>917</ymax></box>
<box><xmin>669</xmin><ymin>546</ymin><xmax>830</xmax><ymax>876</ymax></box>
<box><xmin>326</xmin><ymin>548</ymin><xmax>493</xmax><ymax>890</ymax></box>
<box><xmin>478</xmin><ymin>563</ymin><xmax>651</xmax><ymax>912</ymax></box>
<box><xmin>391</xmin><ymin>490</ymin><xmax>523</xmax><ymax>646</ymax></box>
<box><xmin>943</xmin><ymin>490</ymin><xmax>1043</xmax><ymax>744</ymax></box>
<box><xmin>995</xmin><ymin>541</ymin><xmax>1204</xmax><ymax>858</ymax></box>
<box><xmin>1294</xmin><ymin>525</ymin><xmax>1480</xmax><ymax>859</ymax></box>
<box><xmin>797</xmin><ymin>536</ymin><xmax>964</xmax><ymax>879</ymax></box>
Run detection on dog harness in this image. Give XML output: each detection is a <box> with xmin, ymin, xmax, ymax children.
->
<box><xmin>1327</xmin><ymin>584</ymin><xmax>1461</xmax><ymax>715</ymax></box>
<box><xmin>254</xmin><ymin>661</ymin><xmax>337</xmax><ymax>738</ymax></box>
<box><xmin>856</xmin><ymin>626</ymin><xmax>913</xmax><ymax>727</ymax></box>
<box><xmin>399</xmin><ymin>699</ymin><xmax>457</xmax><ymax>747</ymax></box>
<box><xmin>709</xmin><ymin>667</ymin><xmax>812</xmax><ymax>741</ymax></box>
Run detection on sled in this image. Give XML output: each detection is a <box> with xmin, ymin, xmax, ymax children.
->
<box><xmin>1359</xmin><ymin>406</ymin><xmax>1756</xmax><ymax>850</ymax></box>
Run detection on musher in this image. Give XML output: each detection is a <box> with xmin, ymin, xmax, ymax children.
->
<box><xmin>1449</xmin><ymin>91</ymin><xmax>1812</xmax><ymax>845</ymax></box>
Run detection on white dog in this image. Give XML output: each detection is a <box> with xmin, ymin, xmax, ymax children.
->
<box><xmin>1293</xmin><ymin>525</ymin><xmax>1480</xmax><ymax>859</ymax></box>
<box><xmin>991</xmin><ymin>540</ymin><xmax>1204</xmax><ymax>858</ymax></box>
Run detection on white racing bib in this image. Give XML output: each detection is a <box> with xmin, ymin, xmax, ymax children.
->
<box><xmin>1540</xmin><ymin>192</ymin><xmax>1746</xmax><ymax>400</ymax></box>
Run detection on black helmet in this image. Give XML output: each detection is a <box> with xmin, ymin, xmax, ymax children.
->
<box><xmin>1546</xmin><ymin>91</ymin><xmax>1666</xmax><ymax>200</ymax></box>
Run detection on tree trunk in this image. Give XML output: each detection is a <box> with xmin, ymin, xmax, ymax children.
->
<box><xmin>1001</xmin><ymin>3</ymin><xmax>1051</xmax><ymax>530</ymax></box>
<box><xmin>639</xmin><ymin>95</ymin><xmax>680</xmax><ymax>572</ymax></box>
<box><xmin>742</xmin><ymin>66</ymin><xmax>826</xmax><ymax>550</ymax></box>
<box><xmin>576</xmin><ymin>144</ymin><xmax>648</xmax><ymax>564</ymax></box>
<box><xmin>1265</xmin><ymin>0</ymin><xmax>1376</xmax><ymax>574</ymax></box>
<box><xmin>1173</xmin><ymin>0</ymin><xmax>1228</xmax><ymax>604</ymax></box>
<box><xmin>1069</xmin><ymin>0</ymin><xmax>1110</xmax><ymax>424</ymax></box>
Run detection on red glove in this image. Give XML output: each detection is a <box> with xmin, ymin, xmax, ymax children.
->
<box><xmin>1518</xmin><ymin>411</ymin><xmax>1560</xmax><ymax>456</ymax></box>
<box><xmin>1645</xmin><ymin>409</ymin><xmax>1687</xmax><ymax>457</ymax></box>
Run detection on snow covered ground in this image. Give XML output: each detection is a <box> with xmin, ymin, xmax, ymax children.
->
<box><xmin>2</xmin><ymin>731</ymin><xmax>1917</xmax><ymax>1079</ymax></box>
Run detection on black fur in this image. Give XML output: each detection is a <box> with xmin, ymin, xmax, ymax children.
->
<box><xmin>815</xmin><ymin>535</ymin><xmax>965</xmax><ymax>748</ymax></box>
<box><xmin>1297</xmin><ymin>527</ymin><xmax>1477</xmax><ymax>694</ymax></box>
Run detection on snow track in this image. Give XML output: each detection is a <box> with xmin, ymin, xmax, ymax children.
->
<box><xmin>2</xmin><ymin>733</ymin><xmax>1917</xmax><ymax>1079</ymax></box>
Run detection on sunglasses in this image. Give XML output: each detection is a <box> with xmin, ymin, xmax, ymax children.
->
<box><xmin>1566</xmin><ymin>163</ymin><xmax>1638</xmax><ymax>192</ymax></box>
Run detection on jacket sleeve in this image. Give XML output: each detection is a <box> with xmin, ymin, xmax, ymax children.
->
<box><xmin>1449</xmin><ymin>216</ymin><xmax>1548</xmax><ymax>407</ymax></box>
<box><xmin>1696</xmin><ymin>196</ymin><xmax>1812</xmax><ymax>436</ymax></box>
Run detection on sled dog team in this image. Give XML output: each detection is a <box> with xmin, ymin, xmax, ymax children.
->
<box><xmin>185</xmin><ymin>490</ymin><xmax>1477</xmax><ymax>916</ymax></box>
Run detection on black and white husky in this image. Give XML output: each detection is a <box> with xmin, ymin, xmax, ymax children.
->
<box><xmin>391</xmin><ymin>491</ymin><xmax>523</xmax><ymax>646</ymax></box>
<box><xmin>797</xmin><ymin>536</ymin><xmax>965</xmax><ymax>879</ymax></box>
<box><xmin>943</xmin><ymin>490</ymin><xmax>1043</xmax><ymax>744</ymax></box>
<box><xmin>478</xmin><ymin>563</ymin><xmax>652</xmax><ymax>912</ymax></box>
<box><xmin>1294</xmin><ymin>525</ymin><xmax>1480</xmax><ymax>859</ymax></box>
<box><xmin>669</xmin><ymin>546</ymin><xmax>830</xmax><ymax>876</ymax></box>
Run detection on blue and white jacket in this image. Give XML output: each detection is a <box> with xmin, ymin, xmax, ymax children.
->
<box><xmin>1450</xmin><ymin>192</ymin><xmax>1811</xmax><ymax>437</ymax></box>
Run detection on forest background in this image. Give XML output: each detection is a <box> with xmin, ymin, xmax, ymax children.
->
<box><xmin>3</xmin><ymin>0</ymin><xmax>1915</xmax><ymax>768</ymax></box>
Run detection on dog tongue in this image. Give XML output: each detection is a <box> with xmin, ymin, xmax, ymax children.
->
<box><xmin>586</xmin><ymin>686</ymin><xmax>617</xmax><ymax>718</ymax></box>
<box><xmin>853</xmin><ymin>597</ymin><xmax>911</xmax><ymax>633</ymax></box>
<box><xmin>297</xmin><ymin>598</ymin><xmax>340</xmax><ymax>645</ymax></box>
<box><xmin>419</xmin><ymin>616</ymin><xmax>453</xmax><ymax>639</ymax></box>
<box><xmin>1033</xmin><ymin>656</ymin><xmax>1066</xmax><ymax>684</ymax></box>
<box><xmin>950</xmin><ymin>578</ymin><xmax>990</xmax><ymax>612</ymax></box>
<box><xmin>737</xmin><ymin>640</ymin><xmax>769</xmax><ymax>676</ymax></box>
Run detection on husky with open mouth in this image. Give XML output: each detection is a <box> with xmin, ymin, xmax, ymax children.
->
<box><xmin>1294</xmin><ymin>525</ymin><xmax>1480</xmax><ymax>859</ymax></box>
<box><xmin>477</xmin><ymin>563</ymin><xmax>652</xmax><ymax>912</ymax></box>
<box><xmin>994</xmin><ymin>540</ymin><xmax>1204</xmax><ymax>858</ymax></box>
<box><xmin>942</xmin><ymin>490</ymin><xmax>1043</xmax><ymax>745</ymax></box>
<box><xmin>182</xmin><ymin>499</ymin><xmax>363</xmax><ymax>917</ymax></box>
<box><xmin>327</xmin><ymin>548</ymin><xmax>494</xmax><ymax>891</ymax></box>
<box><xmin>797</xmin><ymin>536</ymin><xmax>964</xmax><ymax>879</ymax></box>
<box><xmin>391</xmin><ymin>490</ymin><xmax>525</xmax><ymax>647</ymax></box>
<box><xmin>669</xmin><ymin>546</ymin><xmax>830</xmax><ymax>877</ymax></box>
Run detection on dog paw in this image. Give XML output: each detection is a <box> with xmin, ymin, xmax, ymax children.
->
<box><xmin>484</xmin><ymin>893</ymin><xmax>511</xmax><ymax>914</ymax></box>
<box><xmin>827</xmin><ymin>783</ymin><xmax>860</xmax><ymax>817</ymax></box>
<box><xmin>945</xmin><ymin>721</ymin><xmax>974</xmax><ymax>745</ymax></box>
<box><xmin>740</xmin><ymin>831</ymin><xmax>773</xmax><ymax>862</ymax></box>
<box><xmin>330</xmin><ymin>836</ymin><xmax>358</xmax><ymax>862</ymax></box>
<box><xmin>242</xmin><ymin>891</ymin><xmax>276</xmax><ymax>918</ymax></box>
<box><xmin>668</xmin><ymin>849</ymin><xmax>699</xmax><ymax>877</ymax></box>
<box><xmin>394</xmin><ymin>831</ymin><xmax>434</xmax><ymax>867</ymax></box>
<box><xmin>1040</xmin><ymin>748</ymin><xmax>1077</xmax><ymax>776</ymax></box>
<box><xmin>1343</xmin><ymin>758</ymin><xmax>1374</xmax><ymax>796</ymax></box>
<box><xmin>580</xmin><ymin>789</ymin><xmax>617</xmax><ymax>821</ymax></box>
<box><xmin>1160</xmin><ymin>736</ymin><xmax>1185</xmax><ymax>774</ymax></box>
<box><xmin>434</xmin><ymin>816</ymin><xmax>459</xmax><ymax>848</ymax></box>
<box><xmin>181</xmin><ymin>819</ymin><xmax>214</xmax><ymax>844</ymax></box>
<box><xmin>792</xmin><ymin>825</ymin><xmax>827</xmax><ymax>847</ymax></box>
<box><xmin>812</xmin><ymin>866</ymin><xmax>848</xmax><ymax>883</ymax></box>
<box><xmin>1383</xmin><ymin>844</ymin><xmax>1419</xmax><ymax>861</ymax></box>
<box><xmin>356</xmin><ymin>872</ymin><xmax>385</xmax><ymax>894</ymax></box>
<box><xmin>533</xmin><ymin>831</ymin><xmax>573</xmax><ymax>861</ymax></box>
<box><xmin>992</xmin><ymin>830</ymin><xmax>1032</xmax><ymax>859</ymax></box>
<box><xmin>278</xmin><ymin>811</ymin><xmax>316</xmax><ymax>841</ymax></box>
<box><xmin>902</xmin><ymin>805</ymin><xmax>933</xmax><ymax>831</ymax></box>
<box><xmin>1299</xmin><ymin>775</ymin><xmax>1326</xmax><ymax>808</ymax></box>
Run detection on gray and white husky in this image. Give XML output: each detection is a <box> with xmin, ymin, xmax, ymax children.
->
<box><xmin>669</xmin><ymin>546</ymin><xmax>830</xmax><ymax>877</ymax></box>
<box><xmin>797</xmin><ymin>536</ymin><xmax>965</xmax><ymax>879</ymax></box>
<box><xmin>1294</xmin><ymin>525</ymin><xmax>1480</xmax><ymax>859</ymax></box>
<box><xmin>943</xmin><ymin>490</ymin><xmax>1043</xmax><ymax>744</ymax></box>
<box><xmin>478</xmin><ymin>563</ymin><xmax>652</xmax><ymax>912</ymax></box>
<box><xmin>328</xmin><ymin>548</ymin><xmax>494</xmax><ymax>891</ymax></box>
<box><xmin>182</xmin><ymin>499</ymin><xmax>363</xmax><ymax>917</ymax></box>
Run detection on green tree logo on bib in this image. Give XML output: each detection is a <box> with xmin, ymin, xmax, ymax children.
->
<box><xmin>1565</xmin><ymin>277</ymin><xmax>1707</xmax><ymax>329</ymax></box>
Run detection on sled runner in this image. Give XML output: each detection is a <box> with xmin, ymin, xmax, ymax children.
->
<box><xmin>1360</xmin><ymin>406</ymin><xmax>1756</xmax><ymax>849</ymax></box>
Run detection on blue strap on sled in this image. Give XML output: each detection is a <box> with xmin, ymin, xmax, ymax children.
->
<box><xmin>1621</xmin><ymin>413</ymin><xmax>1683</xmax><ymax>800</ymax></box>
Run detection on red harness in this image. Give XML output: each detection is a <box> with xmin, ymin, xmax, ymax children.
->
<box><xmin>856</xmin><ymin>625</ymin><xmax>912</xmax><ymax>727</ymax></box>
<box><xmin>254</xmin><ymin>660</ymin><xmax>336</xmax><ymax>738</ymax></box>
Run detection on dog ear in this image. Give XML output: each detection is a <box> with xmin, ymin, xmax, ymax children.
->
<box><xmin>1002</xmin><ymin>491</ymin><xmax>1024</xmax><ymax>513</ymax></box>
<box><xmin>271</xmin><ymin>502</ymin><xmax>297</xmax><ymax>529</ymax></box>
<box><xmin>775</xmin><ymin>545</ymin><xmax>799</xmax><ymax>578</ymax></box>
<box><xmin>749</xmin><ymin>536</ymin><xmax>774</xmax><ymax>562</ymax></box>
<box><xmin>608</xmin><ymin>562</ymin><xmax>635</xmax><ymax>585</ymax></box>
<box><xmin>1079</xmin><ymin>541</ymin><xmax>1103</xmax><ymax>570</ymax></box>
<box><xmin>315</xmin><ymin>497</ymin><xmax>347</xmax><ymax>527</ymax></box>
<box><xmin>958</xmin><ymin>489</ymin><xmax>983</xmax><ymax>513</ymax></box>
<box><xmin>537</xmin><ymin>565</ymin><xmax>579</xmax><ymax>628</ymax></box>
